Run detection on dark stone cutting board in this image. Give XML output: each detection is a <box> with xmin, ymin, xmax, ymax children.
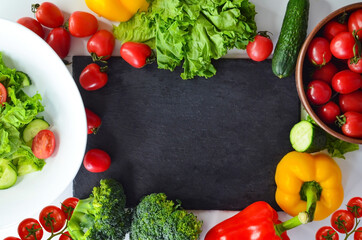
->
<box><xmin>72</xmin><ymin>56</ymin><xmax>299</xmax><ymax>211</ymax></box>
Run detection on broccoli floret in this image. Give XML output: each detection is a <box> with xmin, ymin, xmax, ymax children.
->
<box><xmin>67</xmin><ymin>179</ymin><xmax>132</xmax><ymax>240</ymax></box>
<box><xmin>130</xmin><ymin>193</ymin><xmax>203</xmax><ymax>240</ymax></box>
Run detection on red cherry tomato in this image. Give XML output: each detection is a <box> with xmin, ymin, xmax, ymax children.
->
<box><xmin>45</xmin><ymin>27</ymin><xmax>71</xmax><ymax>59</ymax></box>
<box><xmin>18</xmin><ymin>218</ymin><xmax>43</xmax><ymax>240</ymax></box>
<box><xmin>120</xmin><ymin>42</ymin><xmax>153</xmax><ymax>68</ymax></box>
<box><xmin>315</xmin><ymin>226</ymin><xmax>339</xmax><ymax>240</ymax></box>
<box><xmin>0</xmin><ymin>82</ymin><xmax>7</xmax><ymax>105</ymax></box>
<box><xmin>337</xmin><ymin>111</ymin><xmax>362</xmax><ymax>138</ymax></box>
<box><xmin>4</xmin><ymin>237</ymin><xmax>21</xmax><ymax>240</ymax></box>
<box><xmin>61</xmin><ymin>197</ymin><xmax>79</xmax><ymax>220</ymax></box>
<box><xmin>79</xmin><ymin>63</ymin><xmax>108</xmax><ymax>91</ymax></box>
<box><xmin>31</xmin><ymin>129</ymin><xmax>56</xmax><ymax>159</ymax></box>
<box><xmin>307</xmin><ymin>37</ymin><xmax>332</xmax><ymax>66</ymax></box>
<box><xmin>39</xmin><ymin>205</ymin><xmax>66</xmax><ymax>233</ymax></box>
<box><xmin>348</xmin><ymin>58</ymin><xmax>362</xmax><ymax>73</ymax></box>
<box><xmin>307</xmin><ymin>80</ymin><xmax>332</xmax><ymax>105</ymax></box>
<box><xmin>59</xmin><ymin>231</ymin><xmax>72</xmax><ymax>240</ymax></box>
<box><xmin>83</xmin><ymin>149</ymin><xmax>111</xmax><ymax>173</ymax></box>
<box><xmin>87</xmin><ymin>30</ymin><xmax>115</xmax><ymax>61</ymax></box>
<box><xmin>332</xmin><ymin>70</ymin><xmax>362</xmax><ymax>94</ymax></box>
<box><xmin>312</xmin><ymin>62</ymin><xmax>338</xmax><ymax>84</ymax></box>
<box><xmin>339</xmin><ymin>90</ymin><xmax>362</xmax><ymax>113</ymax></box>
<box><xmin>246</xmin><ymin>34</ymin><xmax>273</xmax><ymax>62</ymax></box>
<box><xmin>354</xmin><ymin>227</ymin><xmax>362</xmax><ymax>240</ymax></box>
<box><xmin>17</xmin><ymin>17</ymin><xmax>44</xmax><ymax>38</ymax></box>
<box><xmin>330</xmin><ymin>32</ymin><xmax>357</xmax><ymax>59</ymax></box>
<box><xmin>317</xmin><ymin>101</ymin><xmax>341</xmax><ymax>125</ymax></box>
<box><xmin>33</xmin><ymin>2</ymin><xmax>64</xmax><ymax>28</ymax></box>
<box><xmin>85</xmin><ymin>108</ymin><xmax>102</xmax><ymax>134</ymax></box>
<box><xmin>331</xmin><ymin>209</ymin><xmax>355</xmax><ymax>233</ymax></box>
<box><xmin>323</xmin><ymin>20</ymin><xmax>348</xmax><ymax>41</ymax></box>
<box><xmin>347</xmin><ymin>197</ymin><xmax>362</xmax><ymax>218</ymax></box>
<box><xmin>348</xmin><ymin>9</ymin><xmax>362</xmax><ymax>39</ymax></box>
<box><xmin>68</xmin><ymin>11</ymin><xmax>98</xmax><ymax>38</ymax></box>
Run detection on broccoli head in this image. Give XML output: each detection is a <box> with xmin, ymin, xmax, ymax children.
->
<box><xmin>130</xmin><ymin>193</ymin><xmax>203</xmax><ymax>240</ymax></box>
<box><xmin>67</xmin><ymin>179</ymin><xmax>132</xmax><ymax>240</ymax></box>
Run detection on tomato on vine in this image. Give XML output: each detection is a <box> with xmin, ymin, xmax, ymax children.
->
<box><xmin>331</xmin><ymin>209</ymin><xmax>355</xmax><ymax>233</ymax></box>
<box><xmin>39</xmin><ymin>205</ymin><xmax>66</xmax><ymax>233</ymax></box>
<box><xmin>347</xmin><ymin>197</ymin><xmax>362</xmax><ymax>218</ymax></box>
<box><xmin>61</xmin><ymin>197</ymin><xmax>79</xmax><ymax>219</ymax></box>
<box><xmin>18</xmin><ymin>218</ymin><xmax>43</xmax><ymax>240</ymax></box>
<box><xmin>316</xmin><ymin>226</ymin><xmax>339</xmax><ymax>240</ymax></box>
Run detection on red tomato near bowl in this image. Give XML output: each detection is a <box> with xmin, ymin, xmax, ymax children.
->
<box><xmin>0</xmin><ymin>82</ymin><xmax>7</xmax><ymax>105</ymax></box>
<box><xmin>31</xmin><ymin>129</ymin><xmax>56</xmax><ymax>159</ymax></box>
<box><xmin>337</xmin><ymin>111</ymin><xmax>362</xmax><ymax>138</ymax></box>
<box><xmin>323</xmin><ymin>20</ymin><xmax>348</xmax><ymax>41</ymax></box>
<box><xmin>83</xmin><ymin>149</ymin><xmax>111</xmax><ymax>172</ymax></box>
<box><xmin>17</xmin><ymin>17</ymin><xmax>44</xmax><ymax>38</ymax></box>
<box><xmin>68</xmin><ymin>11</ymin><xmax>98</xmax><ymax>37</ymax></box>
<box><xmin>317</xmin><ymin>101</ymin><xmax>341</xmax><ymax>125</ymax></box>
<box><xmin>18</xmin><ymin>218</ymin><xmax>43</xmax><ymax>240</ymax></box>
<box><xmin>120</xmin><ymin>42</ymin><xmax>153</xmax><ymax>68</ymax></box>
<box><xmin>348</xmin><ymin>58</ymin><xmax>362</xmax><ymax>73</ymax></box>
<box><xmin>45</xmin><ymin>27</ymin><xmax>71</xmax><ymax>59</ymax></box>
<box><xmin>39</xmin><ymin>205</ymin><xmax>66</xmax><ymax>233</ymax></box>
<box><xmin>307</xmin><ymin>80</ymin><xmax>332</xmax><ymax>105</ymax></box>
<box><xmin>79</xmin><ymin>63</ymin><xmax>108</xmax><ymax>91</ymax></box>
<box><xmin>331</xmin><ymin>209</ymin><xmax>355</xmax><ymax>233</ymax></box>
<box><xmin>307</xmin><ymin>37</ymin><xmax>332</xmax><ymax>66</ymax></box>
<box><xmin>347</xmin><ymin>197</ymin><xmax>362</xmax><ymax>218</ymax></box>
<box><xmin>339</xmin><ymin>90</ymin><xmax>362</xmax><ymax>113</ymax></box>
<box><xmin>332</xmin><ymin>70</ymin><xmax>362</xmax><ymax>94</ymax></box>
<box><xmin>87</xmin><ymin>30</ymin><xmax>115</xmax><ymax>61</ymax></box>
<box><xmin>348</xmin><ymin>9</ymin><xmax>362</xmax><ymax>39</ymax></box>
<box><xmin>330</xmin><ymin>32</ymin><xmax>357</xmax><ymax>59</ymax></box>
<box><xmin>315</xmin><ymin>226</ymin><xmax>339</xmax><ymax>240</ymax></box>
<box><xmin>246</xmin><ymin>34</ymin><xmax>273</xmax><ymax>62</ymax></box>
<box><xmin>85</xmin><ymin>108</ymin><xmax>102</xmax><ymax>134</ymax></box>
<box><xmin>312</xmin><ymin>62</ymin><xmax>338</xmax><ymax>84</ymax></box>
<box><xmin>33</xmin><ymin>2</ymin><xmax>64</xmax><ymax>28</ymax></box>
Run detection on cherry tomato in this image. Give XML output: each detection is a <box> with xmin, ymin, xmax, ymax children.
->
<box><xmin>332</xmin><ymin>70</ymin><xmax>362</xmax><ymax>94</ymax></box>
<box><xmin>120</xmin><ymin>42</ymin><xmax>153</xmax><ymax>68</ymax></box>
<box><xmin>85</xmin><ymin>108</ymin><xmax>102</xmax><ymax>134</ymax></box>
<box><xmin>16</xmin><ymin>17</ymin><xmax>44</xmax><ymax>38</ymax></box>
<box><xmin>87</xmin><ymin>30</ymin><xmax>115</xmax><ymax>61</ymax></box>
<box><xmin>339</xmin><ymin>90</ymin><xmax>362</xmax><ymax>113</ymax></box>
<box><xmin>347</xmin><ymin>197</ymin><xmax>362</xmax><ymax>218</ymax></box>
<box><xmin>33</xmin><ymin>2</ymin><xmax>64</xmax><ymax>28</ymax></box>
<box><xmin>354</xmin><ymin>227</ymin><xmax>362</xmax><ymax>240</ymax></box>
<box><xmin>68</xmin><ymin>11</ymin><xmax>98</xmax><ymax>38</ymax></box>
<box><xmin>79</xmin><ymin>63</ymin><xmax>108</xmax><ymax>91</ymax></box>
<box><xmin>3</xmin><ymin>237</ymin><xmax>21</xmax><ymax>240</ymax></box>
<box><xmin>307</xmin><ymin>37</ymin><xmax>332</xmax><ymax>66</ymax></box>
<box><xmin>312</xmin><ymin>62</ymin><xmax>338</xmax><ymax>84</ymax></box>
<box><xmin>61</xmin><ymin>197</ymin><xmax>79</xmax><ymax>220</ymax></box>
<box><xmin>83</xmin><ymin>149</ymin><xmax>111</xmax><ymax>173</ymax></box>
<box><xmin>331</xmin><ymin>209</ymin><xmax>355</xmax><ymax>233</ymax></box>
<box><xmin>337</xmin><ymin>111</ymin><xmax>362</xmax><ymax>138</ymax></box>
<box><xmin>31</xmin><ymin>129</ymin><xmax>56</xmax><ymax>159</ymax></box>
<box><xmin>39</xmin><ymin>205</ymin><xmax>66</xmax><ymax>233</ymax></box>
<box><xmin>330</xmin><ymin>32</ymin><xmax>357</xmax><ymax>59</ymax></box>
<box><xmin>323</xmin><ymin>20</ymin><xmax>348</xmax><ymax>41</ymax></box>
<box><xmin>246</xmin><ymin>33</ymin><xmax>273</xmax><ymax>62</ymax></box>
<box><xmin>307</xmin><ymin>80</ymin><xmax>332</xmax><ymax>105</ymax></box>
<box><xmin>317</xmin><ymin>101</ymin><xmax>341</xmax><ymax>125</ymax></box>
<box><xmin>45</xmin><ymin>27</ymin><xmax>70</xmax><ymax>59</ymax></box>
<box><xmin>0</xmin><ymin>82</ymin><xmax>7</xmax><ymax>105</ymax></box>
<box><xmin>348</xmin><ymin>58</ymin><xmax>362</xmax><ymax>73</ymax></box>
<box><xmin>315</xmin><ymin>226</ymin><xmax>339</xmax><ymax>240</ymax></box>
<box><xmin>348</xmin><ymin>9</ymin><xmax>362</xmax><ymax>39</ymax></box>
<box><xmin>18</xmin><ymin>218</ymin><xmax>43</xmax><ymax>240</ymax></box>
<box><xmin>59</xmin><ymin>231</ymin><xmax>72</xmax><ymax>240</ymax></box>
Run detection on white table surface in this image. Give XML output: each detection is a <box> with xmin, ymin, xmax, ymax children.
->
<box><xmin>0</xmin><ymin>0</ymin><xmax>361</xmax><ymax>239</ymax></box>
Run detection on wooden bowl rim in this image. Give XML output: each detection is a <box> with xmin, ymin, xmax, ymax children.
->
<box><xmin>295</xmin><ymin>2</ymin><xmax>362</xmax><ymax>145</ymax></box>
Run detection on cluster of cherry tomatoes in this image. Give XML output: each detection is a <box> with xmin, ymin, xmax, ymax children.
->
<box><xmin>305</xmin><ymin>9</ymin><xmax>362</xmax><ymax>139</ymax></box>
<box><xmin>3</xmin><ymin>197</ymin><xmax>79</xmax><ymax>240</ymax></box>
<box><xmin>315</xmin><ymin>197</ymin><xmax>362</xmax><ymax>240</ymax></box>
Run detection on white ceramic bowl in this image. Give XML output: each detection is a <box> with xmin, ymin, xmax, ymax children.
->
<box><xmin>0</xmin><ymin>18</ymin><xmax>87</xmax><ymax>228</ymax></box>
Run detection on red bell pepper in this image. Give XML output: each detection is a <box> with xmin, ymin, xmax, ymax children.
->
<box><xmin>205</xmin><ymin>201</ymin><xmax>308</xmax><ymax>240</ymax></box>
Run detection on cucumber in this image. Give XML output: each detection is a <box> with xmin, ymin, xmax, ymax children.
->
<box><xmin>290</xmin><ymin>120</ymin><xmax>327</xmax><ymax>153</ymax></box>
<box><xmin>16</xmin><ymin>71</ymin><xmax>31</xmax><ymax>87</ymax></box>
<box><xmin>0</xmin><ymin>159</ymin><xmax>17</xmax><ymax>189</ymax></box>
<box><xmin>23</xmin><ymin>119</ymin><xmax>50</xmax><ymax>143</ymax></box>
<box><xmin>272</xmin><ymin>0</ymin><xmax>309</xmax><ymax>78</ymax></box>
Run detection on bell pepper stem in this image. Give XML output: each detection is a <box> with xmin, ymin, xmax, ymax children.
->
<box><xmin>274</xmin><ymin>212</ymin><xmax>309</xmax><ymax>236</ymax></box>
<box><xmin>300</xmin><ymin>181</ymin><xmax>322</xmax><ymax>222</ymax></box>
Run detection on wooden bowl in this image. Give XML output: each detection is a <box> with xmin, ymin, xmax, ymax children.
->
<box><xmin>296</xmin><ymin>3</ymin><xmax>362</xmax><ymax>144</ymax></box>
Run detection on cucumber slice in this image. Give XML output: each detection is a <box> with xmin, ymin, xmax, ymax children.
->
<box><xmin>0</xmin><ymin>159</ymin><xmax>17</xmax><ymax>189</ymax></box>
<box><xmin>290</xmin><ymin>120</ymin><xmax>327</xmax><ymax>153</ymax></box>
<box><xmin>16</xmin><ymin>71</ymin><xmax>31</xmax><ymax>87</ymax></box>
<box><xmin>23</xmin><ymin>119</ymin><xmax>50</xmax><ymax>143</ymax></box>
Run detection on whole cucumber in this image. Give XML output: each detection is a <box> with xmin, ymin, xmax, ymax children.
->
<box><xmin>272</xmin><ymin>0</ymin><xmax>310</xmax><ymax>78</ymax></box>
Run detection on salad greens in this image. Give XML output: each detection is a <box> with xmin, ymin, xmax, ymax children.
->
<box><xmin>0</xmin><ymin>52</ymin><xmax>45</xmax><ymax>186</ymax></box>
<box><xmin>113</xmin><ymin>0</ymin><xmax>257</xmax><ymax>79</ymax></box>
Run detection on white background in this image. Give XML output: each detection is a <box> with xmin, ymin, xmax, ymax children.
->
<box><xmin>0</xmin><ymin>0</ymin><xmax>361</xmax><ymax>239</ymax></box>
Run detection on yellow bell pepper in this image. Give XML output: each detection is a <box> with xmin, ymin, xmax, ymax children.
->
<box><xmin>275</xmin><ymin>151</ymin><xmax>343</xmax><ymax>221</ymax></box>
<box><xmin>85</xmin><ymin>0</ymin><xmax>149</xmax><ymax>22</ymax></box>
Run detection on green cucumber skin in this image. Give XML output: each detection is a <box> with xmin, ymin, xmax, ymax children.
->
<box><xmin>272</xmin><ymin>0</ymin><xmax>310</xmax><ymax>78</ymax></box>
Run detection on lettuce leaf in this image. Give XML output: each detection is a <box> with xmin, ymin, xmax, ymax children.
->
<box><xmin>113</xmin><ymin>0</ymin><xmax>257</xmax><ymax>79</ymax></box>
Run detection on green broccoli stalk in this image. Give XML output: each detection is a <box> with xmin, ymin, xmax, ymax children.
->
<box><xmin>67</xmin><ymin>179</ymin><xmax>132</xmax><ymax>240</ymax></box>
<box><xmin>130</xmin><ymin>193</ymin><xmax>203</xmax><ymax>240</ymax></box>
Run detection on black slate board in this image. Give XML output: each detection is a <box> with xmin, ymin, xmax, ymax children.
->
<box><xmin>72</xmin><ymin>56</ymin><xmax>299</xmax><ymax>211</ymax></box>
